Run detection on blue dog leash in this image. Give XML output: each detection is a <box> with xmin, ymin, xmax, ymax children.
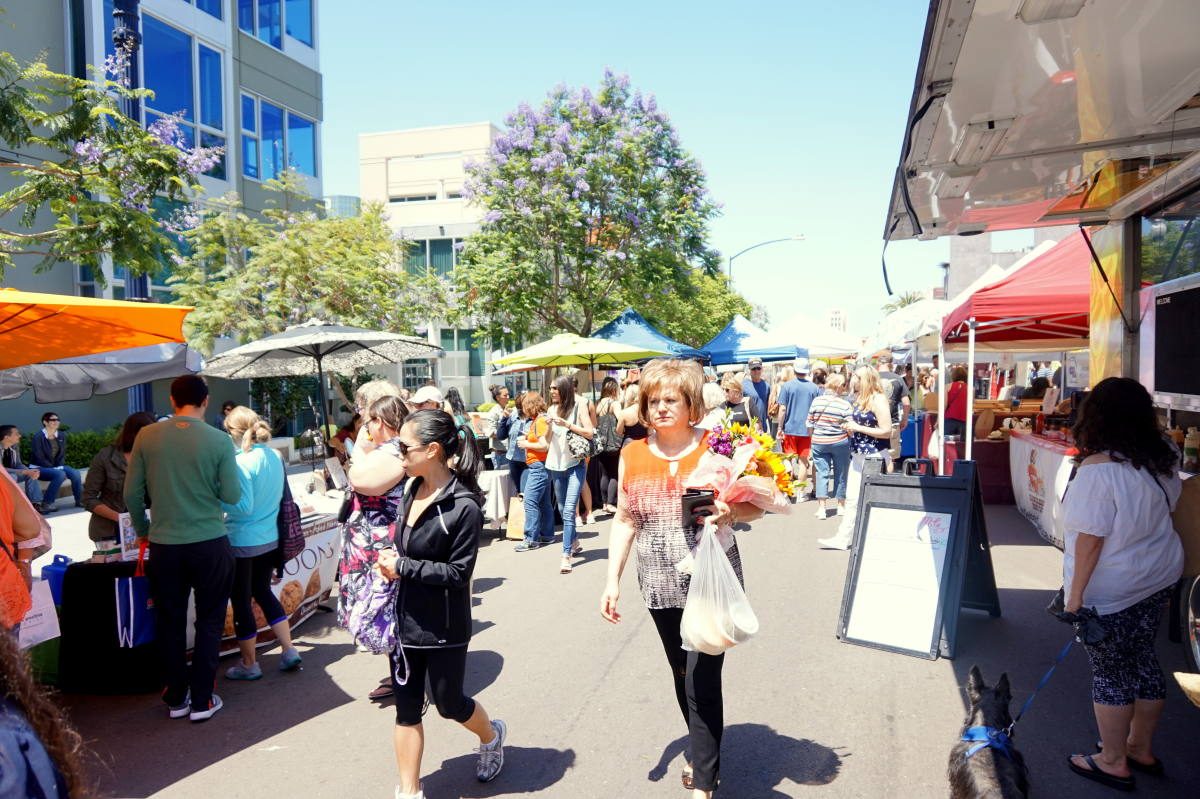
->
<box><xmin>962</xmin><ymin>637</ymin><xmax>1075</xmax><ymax>760</ymax></box>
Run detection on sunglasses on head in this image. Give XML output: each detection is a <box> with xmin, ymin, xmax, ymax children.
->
<box><xmin>47</xmin><ymin>417</ymin><xmax>60</xmax><ymax>422</ymax></box>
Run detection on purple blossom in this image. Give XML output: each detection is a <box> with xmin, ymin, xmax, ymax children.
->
<box><xmin>147</xmin><ymin>116</ymin><xmax>186</xmax><ymax>149</ymax></box>
<box><xmin>513</xmin><ymin>177</ymin><xmax>529</xmax><ymax>190</ymax></box>
<box><xmin>574</xmin><ymin>179</ymin><xmax>589</xmax><ymax>194</ymax></box>
<box><xmin>483</xmin><ymin>209</ymin><xmax>503</xmax><ymax>223</ymax></box>
<box><xmin>552</xmin><ymin>123</ymin><xmax>571</xmax><ymax>146</ymax></box>
<box><xmin>73</xmin><ymin>138</ymin><xmax>104</xmax><ymax>165</ymax></box>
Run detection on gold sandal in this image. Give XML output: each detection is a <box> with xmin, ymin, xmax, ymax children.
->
<box><xmin>681</xmin><ymin>764</ymin><xmax>693</xmax><ymax>790</ymax></box>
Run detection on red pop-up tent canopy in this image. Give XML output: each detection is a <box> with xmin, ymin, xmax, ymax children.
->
<box><xmin>942</xmin><ymin>230</ymin><xmax>1092</xmax><ymax>350</ymax></box>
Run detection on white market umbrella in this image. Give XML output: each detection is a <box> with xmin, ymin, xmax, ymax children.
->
<box><xmin>203</xmin><ymin>320</ymin><xmax>443</xmax><ymax>432</ymax></box>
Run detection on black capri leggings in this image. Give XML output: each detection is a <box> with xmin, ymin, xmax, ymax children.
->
<box><xmin>390</xmin><ymin>645</ymin><xmax>476</xmax><ymax>726</ymax></box>
<box><xmin>596</xmin><ymin>451</ymin><xmax>620</xmax><ymax>508</ymax></box>
<box><xmin>231</xmin><ymin>550</ymin><xmax>287</xmax><ymax>641</ymax></box>
<box><xmin>1083</xmin><ymin>587</ymin><xmax>1171</xmax><ymax>706</ymax></box>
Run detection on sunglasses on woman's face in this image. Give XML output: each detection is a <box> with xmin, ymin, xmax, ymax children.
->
<box><xmin>396</xmin><ymin>440</ymin><xmax>430</xmax><ymax>457</ymax></box>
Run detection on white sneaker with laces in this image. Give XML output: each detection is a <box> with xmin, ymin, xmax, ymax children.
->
<box><xmin>475</xmin><ymin>718</ymin><xmax>506</xmax><ymax>782</ymax></box>
<box><xmin>189</xmin><ymin>693</ymin><xmax>224</xmax><ymax>722</ymax></box>
<box><xmin>394</xmin><ymin>787</ymin><xmax>424</xmax><ymax>799</ymax></box>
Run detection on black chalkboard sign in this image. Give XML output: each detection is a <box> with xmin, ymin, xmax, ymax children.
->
<box><xmin>836</xmin><ymin>459</ymin><xmax>1000</xmax><ymax>660</ymax></box>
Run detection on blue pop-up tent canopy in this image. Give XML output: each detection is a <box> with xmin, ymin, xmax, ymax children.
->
<box><xmin>593</xmin><ymin>308</ymin><xmax>709</xmax><ymax>361</ymax></box>
<box><xmin>703</xmin><ymin>314</ymin><xmax>806</xmax><ymax>366</ymax></box>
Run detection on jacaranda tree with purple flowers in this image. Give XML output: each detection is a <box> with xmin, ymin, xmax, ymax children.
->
<box><xmin>0</xmin><ymin>50</ymin><xmax>217</xmax><ymax>277</ymax></box>
<box><xmin>455</xmin><ymin>70</ymin><xmax>729</xmax><ymax>341</ymax></box>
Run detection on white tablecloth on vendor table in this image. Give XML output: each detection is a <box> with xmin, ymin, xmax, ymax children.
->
<box><xmin>1008</xmin><ymin>430</ymin><xmax>1075</xmax><ymax>549</ymax></box>
<box><xmin>480</xmin><ymin>469</ymin><xmax>515</xmax><ymax>525</ymax></box>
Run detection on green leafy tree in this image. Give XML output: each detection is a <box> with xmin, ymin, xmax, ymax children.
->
<box><xmin>455</xmin><ymin>70</ymin><xmax>722</xmax><ymax>340</ymax></box>
<box><xmin>169</xmin><ymin>172</ymin><xmax>449</xmax><ymax>353</ymax></box>
<box><xmin>0</xmin><ymin>49</ymin><xmax>218</xmax><ymax>276</ymax></box>
<box><xmin>636</xmin><ymin>271</ymin><xmax>755</xmax><ymax>348</ymax></box>
<box><xmin>881</xmin><ymin>290</ymin><xmax>925</xmax><ymax>314</ymax></box>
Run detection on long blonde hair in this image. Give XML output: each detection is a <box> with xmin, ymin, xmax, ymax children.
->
<box><xmin>225</xmin><ymin>406</ymin><xmax>272</xmax><ymax>452</ymax></box>
<box><xmin>853</xmin><ymin>366</ymin><xmax>886</xmax><ymax>410</ymax></box>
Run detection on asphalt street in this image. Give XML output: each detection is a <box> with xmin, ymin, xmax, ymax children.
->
<box><xmin>59</xmin><ymin>498</ymin><xmax>1200</xmax><ymax>798</ymax></box>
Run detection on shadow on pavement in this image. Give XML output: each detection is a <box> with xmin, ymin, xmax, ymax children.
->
<box><xmin>420</xmin><ymin>745</ymin><xmax>576</xmax><ymax>797</ymax></box>
<box><xmin>649</xmin><ymin>724</ymin><xmax>842</xmax><ymax>796</ymax></box>
<box><xmin>64</xmin><ymin>620</ymin><xmax>357</xmax><ymax>798</ymax></box>
<box><xmin>473</xmin><ymin>576</ymin><xmax>505</xmax><ymax>595</ymax></box>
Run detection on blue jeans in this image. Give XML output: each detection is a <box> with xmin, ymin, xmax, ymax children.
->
<box><xmin>491</xmin><ymin>450</ymin><xmax>510</xmax><ymax>470</ymax></box>
<box><xmin>548</xmin><ymin>461</ymin><xmax>585</xmax><ymax>555</ymax></box>
<box><xmin>12</xmin><ymin>473</ymin><xmax>43</xmax><ymax>503</ymax></box>
<box><xmin>522</xmin><ymin>462</ymin><xmax>555</xmax><ymax>543</ymax></box>
<box><xmin>38</xmin><ymin>465</ymin><xmax>82</xmax><ymax>505</ymax></box>
<box><xmin>811</xmin><ymin>440</ymin><xmax>850</xmax><ymax>500</ymax></box>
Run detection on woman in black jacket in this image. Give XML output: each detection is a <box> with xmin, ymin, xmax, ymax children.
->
<box><xmin>377</xmin><ymin>410</ymin><xmax>506</xmax><ymax>799</ymax></box>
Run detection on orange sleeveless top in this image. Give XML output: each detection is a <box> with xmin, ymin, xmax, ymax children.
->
<box><xmin>620</xmin><ymin>437</ymin><xmax>742</xmax><ymax>609</ymax></box>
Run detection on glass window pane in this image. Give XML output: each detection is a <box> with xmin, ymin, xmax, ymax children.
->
<box><xmin>430</xmin><ymin>239</ymin><xmax>453</xmax><ymax>276</ymax></box>
<box><xmin>112</xmin><ymin>285</ymin><xmax>126</xmax><ymax>300</ymax></box>
<box><xmin>1143</xmin><ymin>186</ymin><xmax>1200</xmax><ymax>286</ymax></box>
<box><xmin>103</xmin><ymin>0</ymin><xmax>115</xmax><ymax>61</ymax></box>
<box><xmin>242</xmin><ymin>134</ymin><xmax>259</xmax><ymax>179</ymax></box>
<box><xmin>257</xmin><ymin>0</ymin><xmax>282</xmax><ymax>48</ymax></box>
<box><xmin>285</xmin><ymin>0</ymin><xmax>313</xmax><ymax>45</ymax></box>
<box><xmin>286</xmin><ymin>113</ymin><xmax>316</xmax><ymax>176</ymax></box>
<box><xmin>197</xmin><ymin>0</ymin><xmax>223</xmax><ymax>19</ymax></box>
<box><xmin>440</xmin><ymin>329</ymin><xmax>456</xmax><ymax>352</ymax></box>
<box><xmin>143</xmin><ymin>16</ymin><xmax>194</xmax><ymax>120</ymax></box>
<box><xmin>238</xmin><ymin>0</ymin><xmax>254</xmax><ymax>32</ymax></box>
<box><xmin>79</xmin><ymin>266</ymin><xmax>95</xmax><ymax>282</ymax></box>
<box><xmin>78</xmin><ymin>284</ymin><xmax>96</xmax><ymax>298</ymax></box>
<box><xmin>201</xmin><ymin>132</ymin><xmax>226</xmax><ymax>180</ymax></box>
<box><xmin>463</xmin><ymin>329</ymin><xmax>484</xmax><ymax>377</ymax></box>
<box><xmin>406</xmin><ymin>240</ymin><xmax>428</xmax><ymax>273</ymax></box>
<box><xmin>241</xmin><ymin>94</ymin><xmax>256</xmax><ymax>132</ymax></box>
<box><xmin>260</xmin><ymin>101</ymin><xmax>284</xmax><ymax>179</ymax></box>
<box><xmin>198</xmin><ymin>45</ymin><xmax>223</xmax><ymax>130</ymax></box>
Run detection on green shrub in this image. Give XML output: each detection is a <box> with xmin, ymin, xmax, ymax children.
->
<box><xmin>20</xmin><ymin>423</ymin><xmax>121</xmax><ymax>471</ymax></box>
<box><xmin>476</xmin><ymin>402</ymin><xmax>496</xmax><ymax>413</ymax></box>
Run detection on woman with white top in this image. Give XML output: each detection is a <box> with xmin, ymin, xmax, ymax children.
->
<box><xmin>545</xmin><ymin>376</ymin><xmax>593</xmax><ymax>574</ymax></box>
<box><xmin>1061</xmin><ymin>377</ymin><xmax>1183</xmax><ymax>792</ymax></box>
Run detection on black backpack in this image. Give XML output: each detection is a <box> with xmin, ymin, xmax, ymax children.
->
<box><xmin>594</xmin><ymin>407</ymin><xmax>622</xmax><ymax>453</ymax></box>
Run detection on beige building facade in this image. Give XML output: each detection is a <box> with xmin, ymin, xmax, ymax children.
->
<box><xmin>359</xmin><ymin>122</ymin><xmax>503</xmax><ymax>405</ymax></box>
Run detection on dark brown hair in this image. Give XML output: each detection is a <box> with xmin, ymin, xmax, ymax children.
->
<box><xmin>0</xmin><ymin>630</ymin><xmax>89</xmax><ymax>796</ymax></box>
<box><xmin>1071</xmin><ymin>377</ymin><xmax>1177</xmax><ymax>476</ymax></box>
<box><xmin>369</xmin><ymin>395</ymin><xmax>410</xmax><ymax>435</ymax></box>
<box><xmin>115</xmin><ymin>412</ymin><xmax>156</xmax><ymax>453</ymax></box>
<box><xmin>950</xmin><ymin>366</ymin><xmax>968</xmax><ymax>383</ymax></box>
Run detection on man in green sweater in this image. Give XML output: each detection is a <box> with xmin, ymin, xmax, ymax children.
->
<box><xmin>125</xmin><ymin>374</ymin><xmax>241</xmax><ymax>722</ymax></box>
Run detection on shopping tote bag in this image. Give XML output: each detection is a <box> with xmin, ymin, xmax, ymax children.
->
<box><xmin>115</xmin><ymin>541</ymin><xmax>154</xmax><ymax>648</ymax></box>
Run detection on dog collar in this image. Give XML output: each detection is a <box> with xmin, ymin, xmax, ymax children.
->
<box><xmin>962</xmin><ymin>725</ymin><xmax>1014</xmax><ymax>760</ymax></box>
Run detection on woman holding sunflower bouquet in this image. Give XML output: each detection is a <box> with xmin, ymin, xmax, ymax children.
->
<box><xmin>600</xmin><ymin>358</ymin><xmax>791</xmax><ymax>798</ymax></box>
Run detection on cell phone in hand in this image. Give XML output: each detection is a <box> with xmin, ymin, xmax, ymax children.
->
<box><xmin>681</xmin><ymin>488</ymin><xmax>716</xmax><ymax>529</ymax></box>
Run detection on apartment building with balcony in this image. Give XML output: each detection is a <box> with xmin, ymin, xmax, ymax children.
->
<box><xmin>0</xmin><ymin>0</ymin><xmax>323</xmax><ymax>429</ymax></box>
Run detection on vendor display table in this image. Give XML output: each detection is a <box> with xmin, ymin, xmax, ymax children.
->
<box><xmin>479</xmin><ymin>469</ymin><xmax>515</xmax><ymax>527</ymax></box>
<box><xmin>1008</xmin><ymin>430</ymin><xmax>1075</xmax><ymax>549</ymax></box>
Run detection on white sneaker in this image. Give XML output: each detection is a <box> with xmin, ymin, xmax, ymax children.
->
<box><xmin>475</xmin><ymin>718</ymin><xmax>506</xmax><ymax>782</ymax></box>
<box><xmin>814</xmin><ymin>507</ymin><xmax>828</xmax><ymax>519</ymax></box>
<box><xmin>394</xmin><ymin>787</ymin><xmax>424</xmax><ymax>799</ymax></box>
<box><xmin>189</xmin><ymin>694</ymin><xmax>224</xmax><ymax>722</ymax></box>
<box><xmin>836</xmin><ymin>506</ymin><xmax>845</xmax><ymax>516</ymax></box>
<box><xmin>817</xmin><ymin>537</ymin><xmax>851</xmax><ymax>551</ymax></box>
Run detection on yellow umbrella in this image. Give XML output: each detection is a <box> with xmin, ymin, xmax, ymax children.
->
<box><xmin>0</xmin><ymin>288</ymin><xmax>192</xmax><ymax>370</ymax></box>
<box><xmin>492</xmin><ymin>333</ymin><xmax>666</xmax><ymax>368</ymax></box>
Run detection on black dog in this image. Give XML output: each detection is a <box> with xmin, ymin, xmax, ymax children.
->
<box><xmin>948</xmin><ymin>666</ymin><xmax>1030</xmax><ymax>799</ymax></box>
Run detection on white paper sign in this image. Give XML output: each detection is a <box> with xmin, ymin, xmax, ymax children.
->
<box><xmin>18</xmin><ymin>580</ymin><xmax>60</xmax><ymax>649</ymax></box>
<box><xmin>845</xmin><ymin>507</ymin><xmax>953</xmax><ymax>654</ymax></box>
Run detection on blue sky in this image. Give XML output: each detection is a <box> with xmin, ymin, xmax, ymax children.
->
<box><xmin>318</xmin><ymin>1</ymin><xmax>948</xmax><ymax>336</ymax></box>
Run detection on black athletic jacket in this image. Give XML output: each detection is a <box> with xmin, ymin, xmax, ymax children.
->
<box><xmin>392</xmin><ymin>475</ymin><xmax>483</xmax><ymax>647</ymax></box>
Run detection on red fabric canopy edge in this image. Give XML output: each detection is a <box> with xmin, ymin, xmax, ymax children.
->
<box><xmin>943</xmin><ymin>231</ymin><xmax>1093</xmax><ymax>344</ymax></box>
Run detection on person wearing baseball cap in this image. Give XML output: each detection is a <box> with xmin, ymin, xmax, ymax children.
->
<box><xmin>742</xmin><ymin>359</ymin><xmax>770</xmax><ymax>424</ymax></box>
<box><xmin>411</xmin><ymin>385</ymin><xmax>445</xmax><ymax>411</ymax></box>
<box><xmin>774</xmin><ymin>356</ymin><xmax>820</xmax><ymax>501</ymax></box>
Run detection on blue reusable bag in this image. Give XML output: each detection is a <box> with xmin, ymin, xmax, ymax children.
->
<box><xmin>115</xmin><ymin>541</ymin><xmax>154</xmax><ymax>649</ymax></box>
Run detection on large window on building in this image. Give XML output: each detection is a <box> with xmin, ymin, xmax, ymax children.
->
<box><xmin>238</xmin><ymin>0</ymin><xmax>312</xmax><ymax>49</ymax></box>
<box><xmin>405</xmin><ymin>238</ymin><xmax>461</xmax><ymax>276</ymax></box>
<box><xmin>241</xmin><ymin>94</ymin><xmax>317</xmax><ymax>179</ymax></box>
<box><xmin>1143</xmin><ymin>184</ymin><xmax>1200</xmax><ymax>286</ymax></box>
<box><xmin>141</xmin><ymin>15</ymin><xmax>226</xmax><ymax>179</ymax></box>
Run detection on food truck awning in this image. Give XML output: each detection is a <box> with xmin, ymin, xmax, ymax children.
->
<box><xmin>882</xmin><ymin>0</ymin><xmax>1200</xmax><ymax>243</ymax></box>
<box><xmin>942</xmin><ymin>231</ymin><xmax>1092</xmax><ymax>348</ymax></box>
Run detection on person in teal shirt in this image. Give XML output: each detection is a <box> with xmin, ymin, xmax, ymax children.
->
<box><xmin>221</xmin><ymin>407</ymin><xmax>302</xmax><ymax>680</ymax></box>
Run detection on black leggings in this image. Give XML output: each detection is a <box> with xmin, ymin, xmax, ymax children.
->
<box><xmin>231</xmin><ymin>550</ymin><xmax>287</xmax><ymax>641</ymax></box>
<box><xmin>649</xmin><ymin>607</ymin><xmax>725</xmax><ymax>792</ymax></box>
<box><xmin>596</xmin><ymin>451</ymin><xmax>620</xmax><ymax>507</ymax></box>
<box><xmin>390</xmin><ymin>645</ymin><xmax>476</xmax><ymax>726</ymax></box>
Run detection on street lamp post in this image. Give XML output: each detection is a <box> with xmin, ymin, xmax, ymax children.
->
<box><xmin>727</xmin><ymin>234</ymin><xmax>805</xmax><ymax>279</ymax></box>
<box><xmin>113</xmin><ymin>0</ymin><xmax>154</xmax><ymax>414</ymax></box>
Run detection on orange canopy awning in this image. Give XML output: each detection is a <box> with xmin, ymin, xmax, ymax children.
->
<box><xmin>0</xmin><ymin>288</ymin><xmax>192</xmax><ymax>370</ymax></box>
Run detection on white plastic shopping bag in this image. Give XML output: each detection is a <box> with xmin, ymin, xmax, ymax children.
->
<box><xmin>680</xmin><ymin>520</ymin><xmax>759</xmax><ymax>655</ymax></box>
<box><xmin>18</xmin><ymin>579</ymin><xmax>60</xmax><ymax>650</ymax></box>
